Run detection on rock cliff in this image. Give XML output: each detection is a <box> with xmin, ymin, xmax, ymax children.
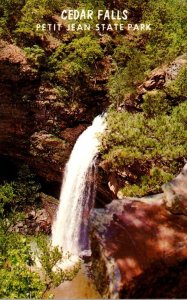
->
<box><xmin>0</xmin><ymin>40</ymin><xmax>110</xmax><ymax>185</ymax></box>
<box><xmin>1</xmin><ymin>38</ymin><xmax>186</xmax><ymax>206</ymax></box>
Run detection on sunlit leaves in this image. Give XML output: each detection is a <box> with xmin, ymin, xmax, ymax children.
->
<box><xmin>102</xmin><ymin>101</ymin><xmax>187</xmax><ymax>196</ymax></box>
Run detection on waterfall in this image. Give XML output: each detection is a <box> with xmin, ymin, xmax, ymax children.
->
<box><xmin>52</xmin><ymin>115</ymin><xmax>106</xmax><ymax>256</ymax></box>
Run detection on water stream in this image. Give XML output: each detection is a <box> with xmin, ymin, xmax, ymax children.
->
<box><xmin>52</xmin><ymin>115</ymin><xmax>106</xmax><ymax>256</ymax></box>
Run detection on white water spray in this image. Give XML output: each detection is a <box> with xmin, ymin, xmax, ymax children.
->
<box><xmin>52</xmin><ymin>115</ymin><xmax>106</xmax><ymax>256</ymax></box>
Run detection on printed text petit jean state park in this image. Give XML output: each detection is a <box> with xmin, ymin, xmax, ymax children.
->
<box><xmin>36</xmin><ymin>9</ymin><xmax>152</xmax><ymax>32</ymax></box>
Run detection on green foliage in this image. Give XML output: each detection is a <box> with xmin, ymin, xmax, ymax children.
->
<box><xmin>109</xmin><ymin>0</ymin><xmax>187</xmax><ymax>107</ymax></box>
<box><xmin>103</xmin><ymin>0</ymin><xmax>187</xmax><ymax>197</ymax></box>
<box><xmin>0</xmin><ymin>0</ymin><xmax>66</xmax><ymax>41</ymax></box>
<box><xmin>24</xmin><ymin>45</ymin><xmax>45</xmax><ymax>69</ymax></box>
<box><xmin>0</xmin><ymin>0</ymin><xmax>25</xmax><ymax>38</ymax></box>
<box><xmin>49</xmin><ymin>36</ymin><xmax>103</xmax><ymax>78</ymax></box>
<box><xmin>143</xmin><ymin>0</ymin><xmax>187</xmax><ymax>64</ymax></box>
<box><xmin>104</xmin><ymin>0</ymin><xmax>148</xmax><ymax>22</ymax></box>
<box><xmin>60</xmin><ymin>37</ymin><xmax>103</xmax><ymax>78</ymax></box>
<box><xmin>0</xmin><ymin>231</ymin><xmax>80</xmax><ymax>299</ymax></box>
<box><xmin>37</xmin><ymin>236</ymin><xmax>80</xmax><ymax>288</ymax></box>
<box><xmin>47</xmin><ymin>35</ymin><xmax>104</xmax><ymax>102</ymax></box>
<box><xmin>102</xmin><ymin>101</ymin><xmax>187</xmax><ymax>196</ymax></box>
<box><xmin>121</xmin><ymin>167</ymin><xmax>173</xmax><ymax>197</ymax></box>
<box><xmin>0</xmin><ymin>183</ymin><xmax>15</xmax><ymax>217</ymax></box>
<box><xmin>15</xmin><ymin>0</ymin><xmax>62</xmax><ymax>40</ymax></box>
<box><xmin>0</xmin><ymin>0</ymin><xmax>186</xmax><ymax>199</ymax></box>
<box><xmin>0</xmin><ymin>165</ymin><xmax>80</xmax><ymax>299</ymax></box>
<box><xmin>108</xmin><ymin>50</ymin><xmax>149</xmax><ymax>105</ymax></box>
<box><xmin>12</xmin><ymin>165</ymin><xmax>41</xmax><ymax>207</ymax></box>
<box><xmin>108</xmin><ymin>40</ymin><xmax>151</xmax><ymax>106</ymax></box>
<box><xmin>0</xmin><ymin>164</ymin><xmax>45</xmax><ymax>298</ymax></box>
<box><xmin>142</xmin><ymin>90</ymin><xmax>170</xmax><ymax>117</ymax></box>
<box><xmin>0</xmin><ymin>165</ymin><xmax>40</xmax><ymax>219</ymax></box>
<box><xmin>0</xmin><ymin>232</ymin><xmax>45</xmax><ymax>299</ymax></box>
<box><xmin>68</xmin><ymin>36</ymin><xmax>103</xmax><ymax>65</ymax></box>
<box><xmin>165</xmin><ymin>65</ymin><xmax>187</xmax><ymax>101</ymax></box>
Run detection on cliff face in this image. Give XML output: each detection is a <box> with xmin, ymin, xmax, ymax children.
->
<box><xmin>1</xmin><ymin>38</ymin><xmax>186</xmax><ymax>206</ymax></box>
<box><xmin>0</xmin><ymin>40</ymin><xmax>110</xmax><ymax>183</ymax></box>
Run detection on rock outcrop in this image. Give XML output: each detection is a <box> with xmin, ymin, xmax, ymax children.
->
<box><xmin>91</xmin><ymin>164</ymin><xmax>187</xmax><ymax>298</ymax></box>
<box><xmin>138</xmin><ymin>54</ymin><xmax>187</xmax><ymax>100</ymax></box>
<box><xmin>9</xmin><ymin>192</ymin><xmax>59</xmax><ymax>235</ymax></box>
<box><xmin>117</xmin><ymin>54</ymin><xmax>187</xmax><ymax>114</ymax></box>
<box><xmin>0</xmin><ymin>39</ymin><xmax>110</xmax><ymax>183</ymax></box>
<box><xmin>163</xmin><ymin>162</ymin><xmax>187</xmax><ymax>215</ymax></box>
<box><xmin>10</xmin><ymin>207</ymin><xmax>51</xmax><ymax>235</ymax></box>
<box><xmin>40</xmin><ymin>192</ymin><xmax>59</xmax><ymax>224</ymax></box>
<box><xmin>102</xmin><ymin>54</ymin><xmax>187</xmax><ymax>198</ymax></box>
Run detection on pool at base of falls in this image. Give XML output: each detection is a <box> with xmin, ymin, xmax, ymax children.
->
<box><xmin>45</xmin><ymin>263</ymin><xmax>102</xmax><ymax>299</ymax></box>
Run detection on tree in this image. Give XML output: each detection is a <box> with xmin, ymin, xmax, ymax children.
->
<box><xmin>102</xmin><ymin>101</ymin><xmax>187</xmax><ymax>196</ymax></box>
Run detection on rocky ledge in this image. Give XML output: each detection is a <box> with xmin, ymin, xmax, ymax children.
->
<box><xmin>91</xmin><ymin>164</ymin><xmax>187</xmax><ymax>298</ymax></box>
<box><xmin>9</xmin><ymin>192</ymin><xmax>59</xmax><ymax>235</ymax></box>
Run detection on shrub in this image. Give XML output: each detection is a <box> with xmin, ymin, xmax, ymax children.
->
<box><xmin>102</xmin><ymin>101</ymin><xmax>187</xmax><ymax>196</ymax></box>
<box><xmin>0</xmin><ymin>232</ymin><xmax>45</xmax><ymax>299</ymax></box>
<box><xmin>165</xmin><ymin>65</ymin><xmax>187</xmax><ymax>101</ymax></box>
<box><xmin>24</xmin><ymin>45</ymin><xmax>45</xmax><ymax>69</ymax></box>
<box><xmin>12</xmin><ymin>165</ymin><xmax>41</xmax><ymax>207</ymax></box>
<box><xmin>142</xmin><ymin>90</ymin><xmax>170</xmax><ymax>117</ymax></box>
<box><xmin>0</xmin><ymin>183</ymin><xmax>15</xmax><ymax>217</ymax></box>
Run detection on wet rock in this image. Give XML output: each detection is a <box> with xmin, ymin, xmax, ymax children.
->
<box><xmin>34</xmin><ymin>207</ymin><xmax>53</xmax><ymax>234</ymax></box>
<box><xmin>91</xmin><ymin>164</ymin><xmax>187</xmax><ymax>298</ymax></box>
<box><xmin>118</xmin><ymin>93</ymin><xmax>139</xmax><ymax>112</ymax></box>
<box><xmin>91</xmin><ymin>195</ymin><xmax>187</xmax><ymax>298</ymax></box>
<box><xmin>16</xmin><ymin>221</ymin><xmax>24</xmax><ymax>228</ymax></box>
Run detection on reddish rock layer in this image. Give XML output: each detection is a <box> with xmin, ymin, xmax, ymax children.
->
<box><xmin>0</xmin><ymin>40</ymin><xmax>109</xmax><ymax>183</ymax></box>
<box><xmin>92</xmin><ymin>194</ymin><xmax>187</xmax><ymax>298</ymax></box>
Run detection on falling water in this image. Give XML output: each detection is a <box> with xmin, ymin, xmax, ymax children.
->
<box><xmin>52</xmin><ymin>115</ymin><xmax>106</xmax><ymax>256</ymax></box>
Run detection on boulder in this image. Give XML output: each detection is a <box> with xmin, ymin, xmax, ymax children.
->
<box><xmin>91</xmin><ymin>164</ymin><xmax>187</xmax><ymax>298</ymax></box>
<box><xmin>39</xmin><ymin>192</ymin><xmax>59</xmax><ymax>223</ymax></box>
<box><xmin>166</xmin><ymin>54</ymin><xmax>187</xmax><ymax>81</ymax></box>
<box><xmin>9</xmin><ymin>193</ymin><xmax>59</xmax><ymax>235</ymax></box>
<box><xmin>138</xmin><ymin>54</ymin><xmax>187</xmax><ymax>95</ymax></box>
